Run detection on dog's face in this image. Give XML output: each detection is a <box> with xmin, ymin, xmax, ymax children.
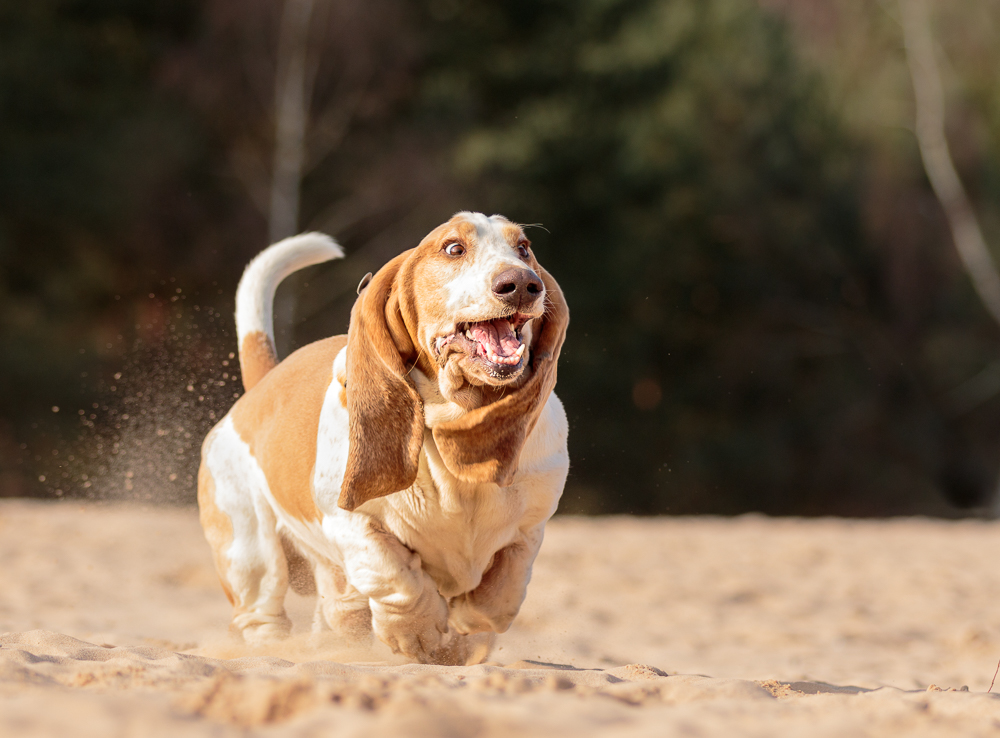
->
<box><xmin>339</xmin><ymin>210</ymin><xmax>568</xmax><ymax>511</ymax></box>
<box><xmin>410</xmin><ymin>212</ymin><xmax>546</xmax><ymax>389</ymax></box>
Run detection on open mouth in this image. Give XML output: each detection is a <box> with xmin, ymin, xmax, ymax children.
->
<box><xmin>436</xmin><ymin>314</ymin><xmax>531</xmax><ymax>371</ymax></box>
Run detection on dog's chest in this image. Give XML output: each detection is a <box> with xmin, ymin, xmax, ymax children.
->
<box><xmin>380</xmin><ymin>440</ymin><xmax>528</xmax><ymax>598</ymax></box>
<box><xmin>309</xmin><ymin>360</ymin><xmax>562</xmax><ymax>598</ymax></box>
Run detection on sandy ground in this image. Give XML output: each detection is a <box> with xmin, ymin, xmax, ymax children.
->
<box><xmin>2</xmin><ymin>500</ymin><xmax>1000</xmax><ymax>736</ymax></box>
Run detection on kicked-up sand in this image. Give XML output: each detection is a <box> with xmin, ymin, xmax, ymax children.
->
<box><xmin>2</xmin><ymin>499</ymin><xmax>1000</xmax><ymax>736</ymax></box>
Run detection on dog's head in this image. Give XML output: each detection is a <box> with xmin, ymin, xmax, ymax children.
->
<box><xmin>338</xmin><ymin>212</ymin><xmax>569</xmax><ymax>511</ymax></box>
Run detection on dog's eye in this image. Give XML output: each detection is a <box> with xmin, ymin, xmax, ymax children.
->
<box><xmin>517</xmin><ymin>242</ymin><xmax>530</xmax><ymax>258</ymax></box>
<box><xmin>444</xmin><ymin>242</ymin><xmax>466</xmax><ymax>257</ymax></box>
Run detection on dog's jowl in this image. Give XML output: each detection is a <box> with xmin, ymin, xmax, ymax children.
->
<box><xmin>197</xmin><ymin>212</ymin><xmax>569</xmax><ymax>665</ymax></box>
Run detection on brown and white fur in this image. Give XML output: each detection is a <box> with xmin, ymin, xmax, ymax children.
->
<box><xmin>197</xmin><ymin>212</ymin><xmax>569</xmax><ymax>665</ymax></box>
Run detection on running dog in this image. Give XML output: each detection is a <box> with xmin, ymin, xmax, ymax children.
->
<box><xmin>198</xmin><ymin>212</ymin><xmax>569</xmax><ymax>665</ymax></box>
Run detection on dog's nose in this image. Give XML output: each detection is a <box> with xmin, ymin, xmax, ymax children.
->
<box><xmin>492</xmin><ymin>267</ymin><xmax>544</xmax><ymax>310</ymax></box>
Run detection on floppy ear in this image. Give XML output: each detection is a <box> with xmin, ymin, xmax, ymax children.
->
<box><xmin>433</xmin><ymin>266</ymin><xmax>569</xmax><ymax>486</ymax></box>
<box><xmin>338</xmin><ymin>252</ymin><xmax>425</xmax><ymax>512</ymax></box>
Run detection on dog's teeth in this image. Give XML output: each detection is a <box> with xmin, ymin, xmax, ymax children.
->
<box><xmin>515</xmin><ymin>344</ymin><xmax>526</xmax><ymax>358</ymax></box>
<box><xmin>465</xmin><ymin>330</ymin><xmax>474</xmax><ymax>340</ymax></box>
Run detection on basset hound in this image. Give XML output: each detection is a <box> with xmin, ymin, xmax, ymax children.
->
<box><xmin>197</xmin><ymin>212</ymin><xmax>569</xmax><ymax>665</ymax></box>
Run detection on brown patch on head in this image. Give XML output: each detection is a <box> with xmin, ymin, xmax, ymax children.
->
<box><xmin>239</xmin><ymin>330</ymin><xmax>279</xmax><ymax>392</ymax></box>
<box><xmin>445</xmin><ymin>217</ymin><xmax>479</xmax><ymax>247</ymax></box>
<box><xmin>197</xmin><ymin>460</ymin><xmax>236</xmax><ymax>606</ymax></box>
<box><xmin>406</xmin><ymin>219</ymin><xmax>476</xmax><ymax>379</ymax></box>
<box><xmin>501</xmin><ymin>221</ymin><xmax>527</xmax><ymax>248</ymax></box>
<box><xmin>231</xmin><ymin>335</ymin><xmax>348</xmax><ymax>522</ymax></box>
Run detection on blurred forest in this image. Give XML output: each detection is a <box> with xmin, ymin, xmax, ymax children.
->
<box><xmin>2</xmin><ymin>0</ymin><xmax>1000</xmax><ymax>516</ymax></box>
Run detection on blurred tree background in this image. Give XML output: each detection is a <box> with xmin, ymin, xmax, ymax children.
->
<box><xmin>2</xmin><ymin>0</ymin><xmax>999</xmax><ymax>516</ymax></box>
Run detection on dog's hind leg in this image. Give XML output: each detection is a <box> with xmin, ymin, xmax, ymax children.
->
<box><xmin>224</xmin><ymin>499</ymin><xmax>293</xmax><ymax>643</ymax></box>
<box><xmin>281</xmin><ymin>535</ymin><xmax>317</xmax><ymax>596</ymax></box>
<box><xmin>199</xmin><ymin>421</ymin><xmax>292</xmax><ymax>643</ymax></box>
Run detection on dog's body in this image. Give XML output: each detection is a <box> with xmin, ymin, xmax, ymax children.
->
<box><xmin>198</xmin><ymin>213</ymin><xmax>569</xmax><ymax>664</ymax></box>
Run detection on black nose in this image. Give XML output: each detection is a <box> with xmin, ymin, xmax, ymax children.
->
<box><xmin>491</xmin><ymin>267</ymin><xmax>544</xmax><ymax>310</ymax></box>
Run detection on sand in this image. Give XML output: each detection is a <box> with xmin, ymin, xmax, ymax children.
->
<box><xmin>2</xmin><ymin>500</ymin><xmax>1000</xmax><ymax>736</ymax></box>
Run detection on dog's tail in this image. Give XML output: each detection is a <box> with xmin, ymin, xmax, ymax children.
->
<box><xmin>235</xmin><ymin>232</ymin><xmax>344</xmax><ymax>392</ymax></box>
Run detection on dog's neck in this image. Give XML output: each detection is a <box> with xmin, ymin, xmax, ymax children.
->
<box><xmin>412</xmin><ymin>367</ymin><xmax>477</xmax><ymax>427</ymax></box>
<box><xmin>414</xmin><ymin>361</ymin><xmax>534</xmax><ymax>428</ymax></box>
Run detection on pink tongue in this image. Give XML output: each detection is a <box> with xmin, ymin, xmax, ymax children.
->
<box><xmin>470</xmin><ymin>319</ymin><xmax>521</xmax><ymax>358</ymax></box>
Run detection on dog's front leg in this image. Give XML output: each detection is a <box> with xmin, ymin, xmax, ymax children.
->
<box><xmin>334</xmin><ymin>513</ymin><xmax>448</xmax><ymax>662</ymax></box>
<box><xmin>448</xmin><ymin>524</ymin><xmax>544</xmax><ymax>636</ymax></box>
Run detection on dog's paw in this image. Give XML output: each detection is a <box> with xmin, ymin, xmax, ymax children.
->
<box><xmin>231</xmin><ymin>612</ymin><xmax>292</xmax><ymax>644</ymax></box>
<box><xmin>448</xmin><ymin>592</ymin><xmax>518</xmax><ymax>635</ymax></box>
<box><xmin>369</xmin><ymin>584</ymin><xmax>448</xmax><ymax>662</ymax></box>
